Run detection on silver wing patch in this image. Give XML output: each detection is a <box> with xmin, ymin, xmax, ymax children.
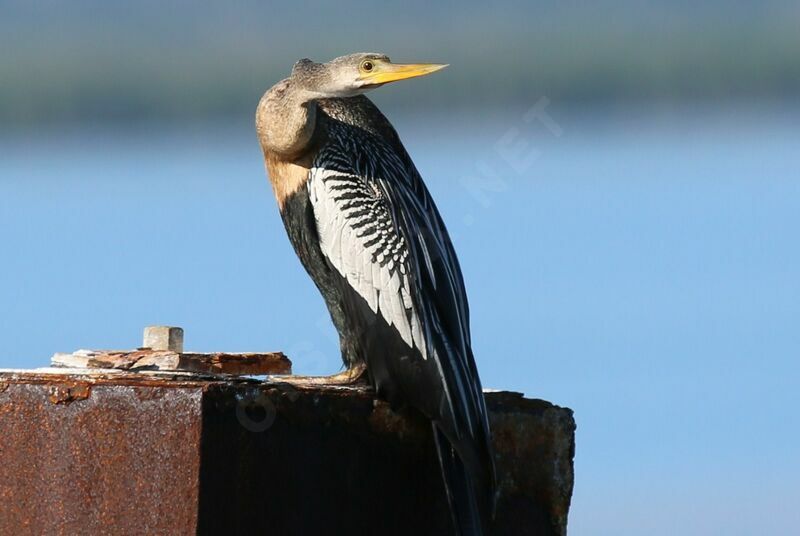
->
<box><xmin>308</xmin><ymin>166</ymin><xmax>427</xmax><ymax>359</ymax></box>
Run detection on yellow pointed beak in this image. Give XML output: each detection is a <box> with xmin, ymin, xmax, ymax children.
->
<box><xmin>360</xmin><ymin>62</ymin><xmax>448</xmax><ymax>85</ymax></box>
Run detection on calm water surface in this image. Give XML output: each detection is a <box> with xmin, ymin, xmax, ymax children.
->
<box><xmin>1</xmin><ymin>105</ymin><xmax>798</xmax><ymax>534</ymax></box>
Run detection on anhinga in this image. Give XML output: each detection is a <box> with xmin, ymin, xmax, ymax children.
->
<box><xmin>256</xmin><ymin>53</ymin><xmax>495</xmax><ymax>535</ymax></box>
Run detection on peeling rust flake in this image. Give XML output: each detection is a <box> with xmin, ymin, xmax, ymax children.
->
<box><xmin>47</xmin><ymin>383</ymin><xmax>92</xmax><ymax>405</ymax></box>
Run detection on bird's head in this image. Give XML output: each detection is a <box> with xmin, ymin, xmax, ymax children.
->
<box><xmin>291</xmin><ymin>53</ymin><xmax>447</xmax><ymax>98</ymax></box>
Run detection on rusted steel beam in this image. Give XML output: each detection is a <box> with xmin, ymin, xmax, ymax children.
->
<box><xmin>0</xmin><ymin>371</ymin><xmax>574</xmax><ymax>535</ymax></box>
<box><xmin>0</xmin><ymin>372</ymin><xmax>203</xmax><ymax>535</ymax></box>
<box><xmin>51</xmin><ymin>349</ymin><xmax>291</xmax><ymax>376</ymax></box>
<box><xmin>50</xmin><ymin>326</ymin><xmax>291</xmax><ymax>376</ymax></box>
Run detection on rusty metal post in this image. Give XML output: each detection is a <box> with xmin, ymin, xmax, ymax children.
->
<box><xmin>0</xmin><ymin>371</ymin><xmax>575</xmax><ymax>535</ymax></box>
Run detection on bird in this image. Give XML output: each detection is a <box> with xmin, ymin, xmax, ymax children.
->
<box><xmin>255</xmin><ymin>53</ymin><xmax>496</xmax><ymax>535</ymax></box>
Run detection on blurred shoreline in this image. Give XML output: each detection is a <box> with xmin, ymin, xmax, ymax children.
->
<box><xmin>2</xmin><ymin>0</ymin><xmax>799</xmax><ymax>126</ymax></box>
<box><xmin>2</xmin><ymin>97</ymin><xmax>797</xmax><ymax>141</ymax></box>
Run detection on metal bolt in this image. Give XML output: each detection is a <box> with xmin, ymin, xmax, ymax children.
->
<box><xmin>143</xmin><ymin>326</ymin><xmax>184</xmax><ymax>353</ymax></box>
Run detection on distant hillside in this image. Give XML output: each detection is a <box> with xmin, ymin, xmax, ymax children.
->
<box><xmin>2</xmin><ymin>0</ymin><xmax>799</xmax><ymax>124</ymax></box>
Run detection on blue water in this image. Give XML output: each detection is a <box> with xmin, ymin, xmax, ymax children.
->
<box><xmin>1</xmin><ymin>105</ymin><xmax>798</xmax><ymax>534</ymax></box>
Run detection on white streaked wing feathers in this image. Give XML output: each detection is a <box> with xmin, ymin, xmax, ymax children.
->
<box><xmin>309</xmin><ymin>167</ymin><xmax>426</xmax><ymax>359</ymax></box>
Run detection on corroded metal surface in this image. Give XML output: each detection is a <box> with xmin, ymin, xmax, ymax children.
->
<box><xmin>0</xmin><ymin>371</ymin><xmax>574</xmax><ymax>535</ymax></box>
<box><xmin>489</xmin><ymin>393</ymin><xmax>576</xmax><ymax>535</ymax></box>
<box><xmin>51</xmin><ymin>348</ymin><xmax>292</xmax><ymax>376</ymax></box>
<box><xmin>50</xmin><ymin>325</ymin><xmax>291</xmax><ymax>376</ymax></box>
<box><xmin>0</xmin><ymin>375</ymin><xmax>203</xmax><ymax>536</ymax></box>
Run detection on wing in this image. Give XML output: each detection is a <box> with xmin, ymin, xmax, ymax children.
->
<box><xmin>308</xmin><ymin>165</ymin><xmax>427</xmax><ymax>357</ymax></box>
<box><xmin>308</xmin><ymin>123</ymin><xmax>493</xmax><ymax>486</ymax></box>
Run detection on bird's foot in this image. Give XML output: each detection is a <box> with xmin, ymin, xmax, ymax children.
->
<box><xmin>268</xmin><ymin>362</ymin><xmax>369</xmax><ymax>388</ymax></box>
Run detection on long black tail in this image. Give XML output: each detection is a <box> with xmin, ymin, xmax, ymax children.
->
<box><xmin>433</xmin><ymin>424</ymin><xmax>490</xmax><ymax>535</ymax></box>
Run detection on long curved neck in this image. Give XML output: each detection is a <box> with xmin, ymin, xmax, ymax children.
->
<box><xmin>256</xmin><ymin>78</ymin><xmax>318</xmax><ymax>159</ymax></box>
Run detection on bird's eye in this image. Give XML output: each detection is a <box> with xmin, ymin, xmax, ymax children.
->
<box><xmin>361</xmin><ymin>60</ymin><xmax>374</xmax><ymax>72</ymax></box>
